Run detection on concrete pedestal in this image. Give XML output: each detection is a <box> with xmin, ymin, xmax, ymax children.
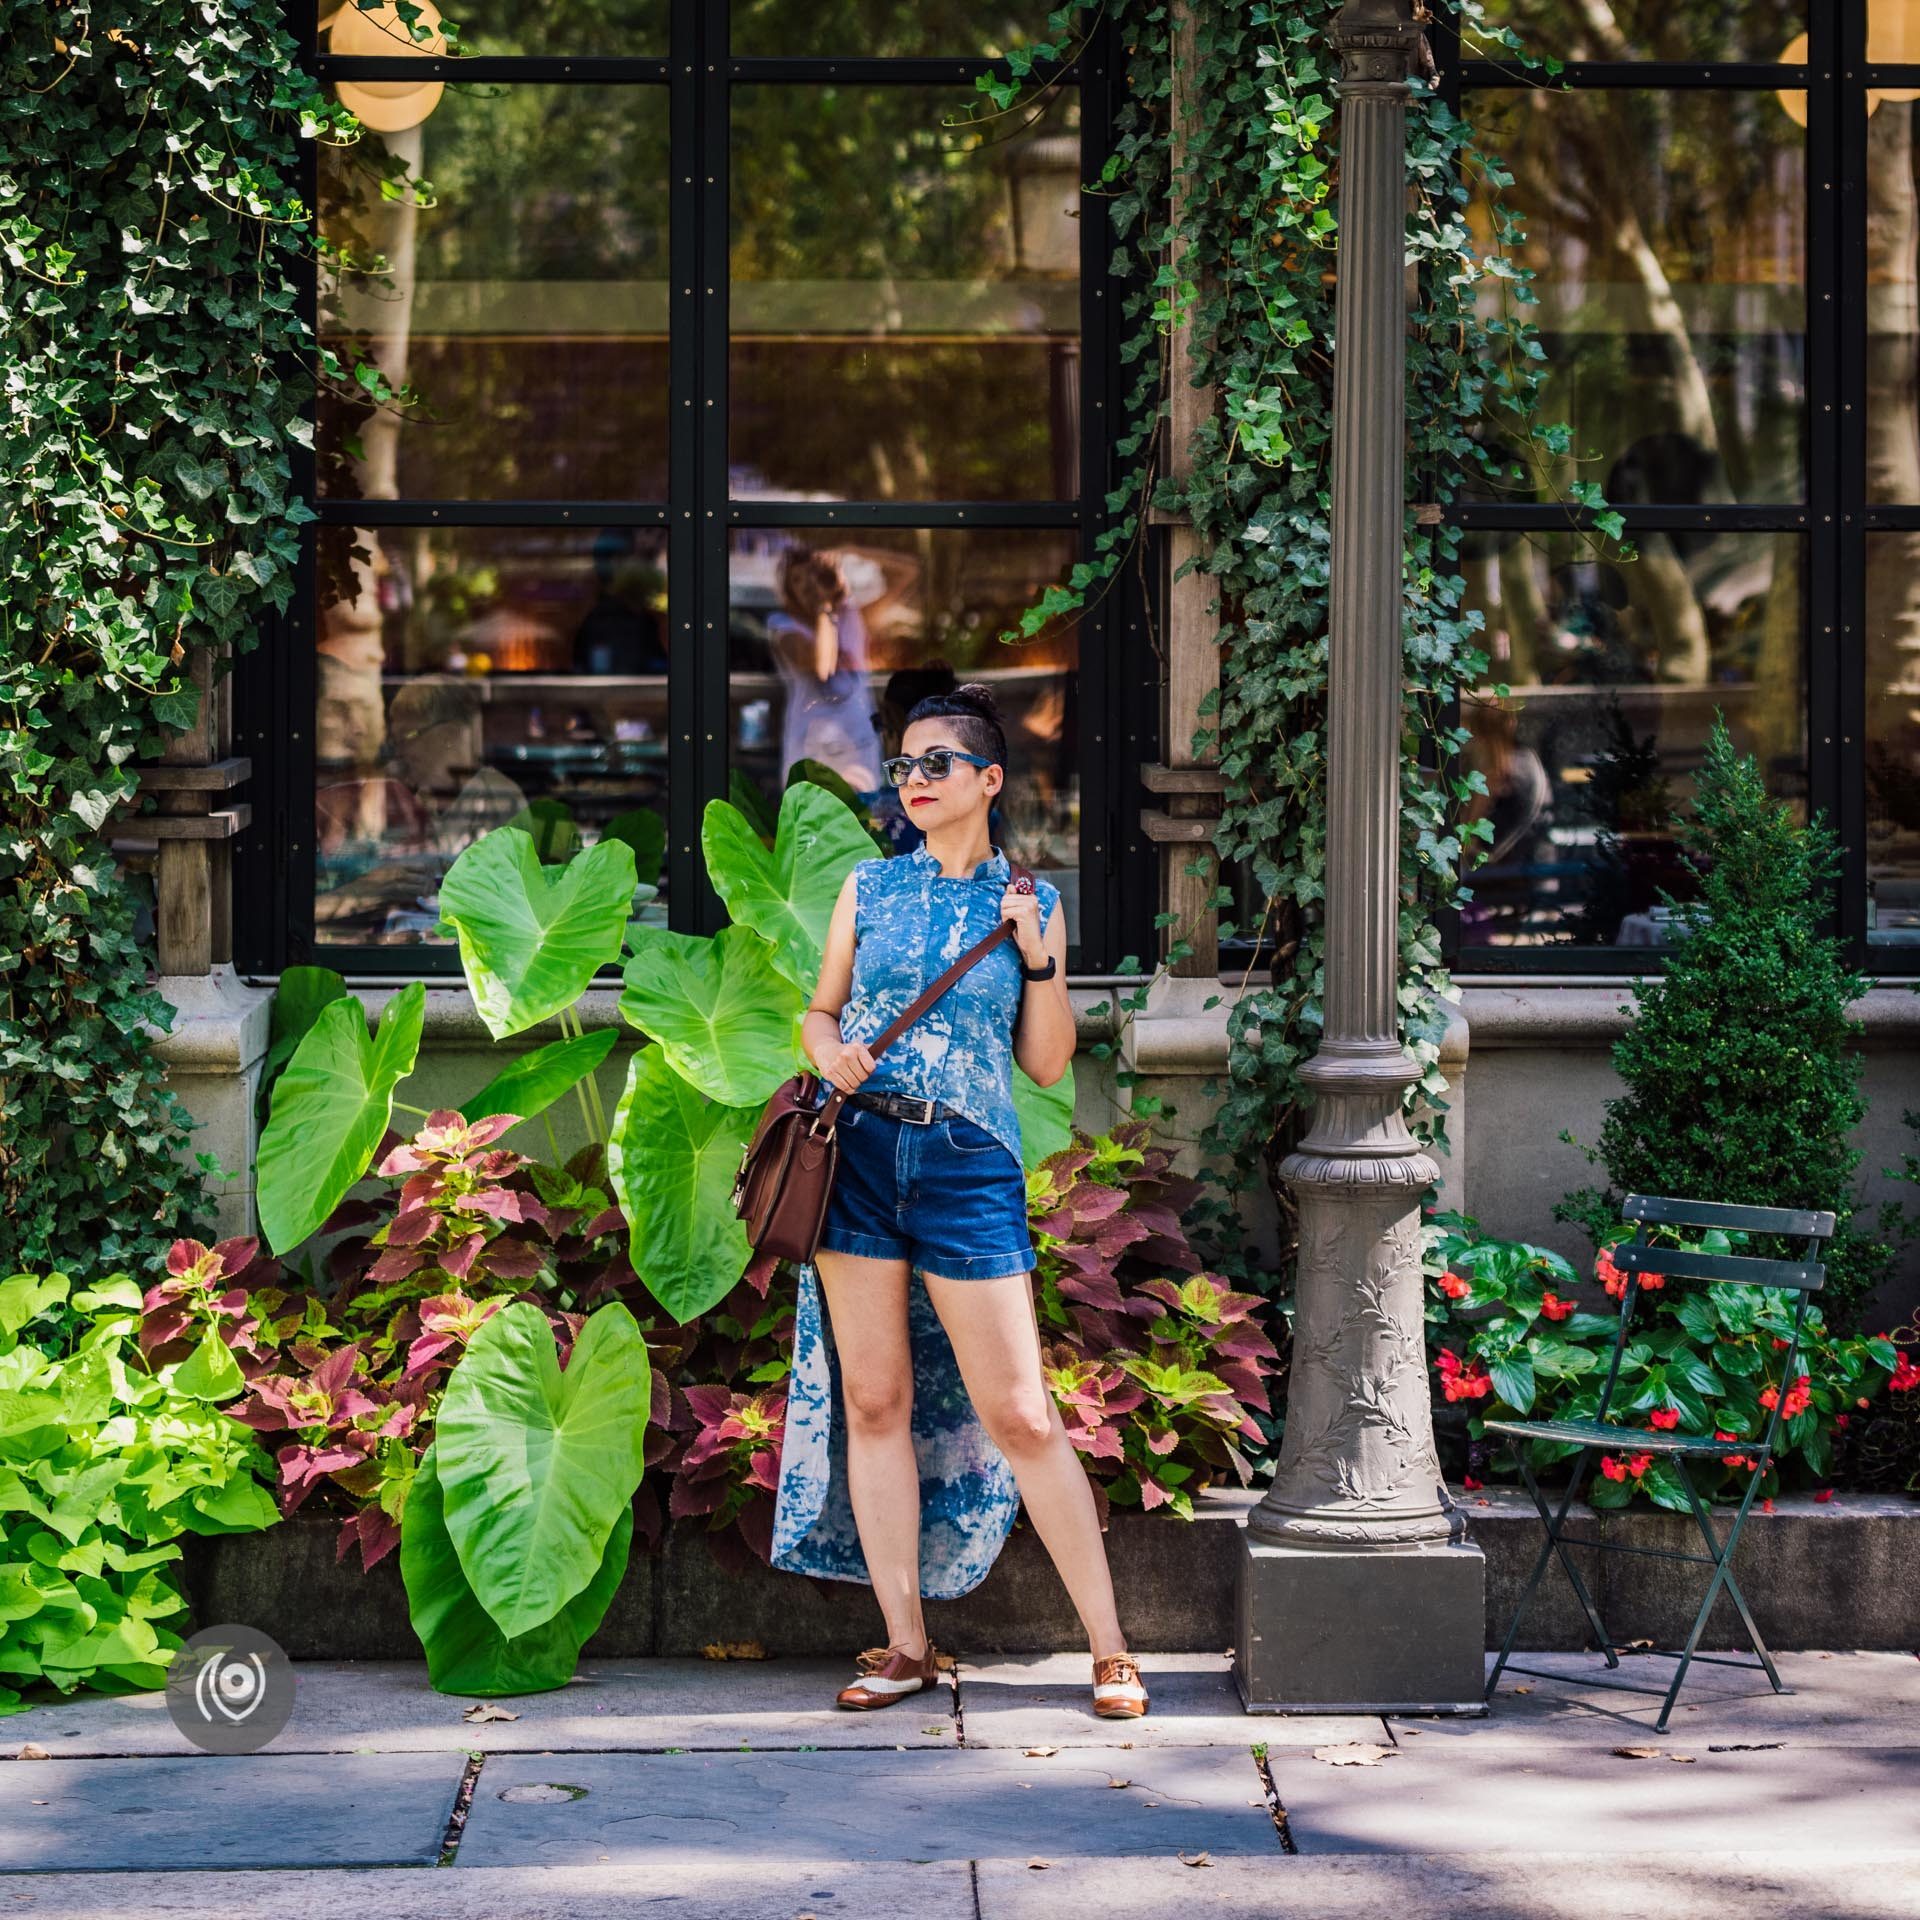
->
<box><xmin>152</xmin><ymin>967</ymin><xmax>273</xmax><ymax>1238</ymax></box>
<box><xmin>1234</xmin><ymin>1532</ymin><xmax>1487</xmax><ymax>1714</ymax></box>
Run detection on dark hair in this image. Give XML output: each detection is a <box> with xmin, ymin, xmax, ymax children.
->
<box><xmin>903</xmin><ymin>681</ymin><xmax>1008</xmax><ymax>768</ymax></box>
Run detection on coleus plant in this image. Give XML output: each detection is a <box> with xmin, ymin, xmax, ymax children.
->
<box><xmin>1421</xmin><ymin>1208</ymin><xmax>1908</xmax><ymax>1510</ymax></box>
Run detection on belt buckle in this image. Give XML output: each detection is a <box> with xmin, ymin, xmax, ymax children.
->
<box><xmin>898</xmin><ymin>1094</ymin><xmax>936</xmax><ymax>1125</ymax></box>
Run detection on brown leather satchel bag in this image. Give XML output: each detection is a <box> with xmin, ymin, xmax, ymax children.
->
<box><xmin>729</xmin><ymin>866</ymin><xmax>1035</xmax><ymax>1268</ymax></box>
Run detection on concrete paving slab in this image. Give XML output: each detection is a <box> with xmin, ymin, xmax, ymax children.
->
<box><xmin>1387</xmin><ymin>1650</ymin><xmax>1920</xmax><ymax>1748</ymax></box>
<box><xmin>455</xmin><ymin>1747</ymin><xmax>1283</xmax><ymax>1866</ymax></box>
<box><xmin>1271</xmin><ymin>1740</ymin><xmax>1920</xmax><ymax>1855</ymax></box>
<box><xmin>0</xmin><ymin>1753</ymin><xmax>465</xmax><ymax>1872</ymax></box>
<box><xmin>958</xmin><ymin>1651</ymin><xmax>1386</xmax><ymax>1748</ymax></box>
<box><xmin>0</xmin><ymin>1862</ymin><xmax>979</xmax><ymax>1918</ymax></box>
<box><xmin>976</xmin><ymin>1851</ymin><xmax>1920</xmax><ymax>1920</ymax></box>
<box><xmin>4</xmin><ymin>1659</ymin><xmax>959</xmax><ymax>1755</ymax></box>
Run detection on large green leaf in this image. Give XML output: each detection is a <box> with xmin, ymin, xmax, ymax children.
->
<box><xmin>1013</xmin><ymin>1061</ymin><xmax>1076</xmax><ymax>1170</ymax></box>
<box><xmin>463</xmin><ymin>1029</ymin><xmax>620</xmax><ymax>1127</ymax></box>
<box><xmin>256</xmin><ymin>984</ymin><xmax>425</xmax><ymax>1255</ymax></box>
<box><xmin>608</xmin><ymin>1046</ymin><xmax>757</xmax><ymax>1324</ymax></box>
<box><xmin>434</xmin><ymin>1302</ymin><xmax>650</xmax><ymax>1640</ymax></box>
<box><xmin>702</xmin><ymin>783</ymin><xmax>876</xmax><ymax>993</ymax></box>
<box><xmin>401</xmin><ymin>1442</ymin><xmax>633</xmax><ymax>1696</ymax></box>
<box><xmin>602</xmin><ymin>808</ymin><xmax>666</xmax><ymax>889</ymax></box>
<box><xmin>258</xmin><ymin>966</ymin><xmax>350</xmax><ymax>1118</ymax></box>
<box><xmin>618</xmin><ymin>924</ymin><xmax>804</xmax><ymax>1107</ymax></box>
<box><xmin>438</xmin><ymin>829</ymin><xmax>636</xmax><ymax>1041</ymax></box>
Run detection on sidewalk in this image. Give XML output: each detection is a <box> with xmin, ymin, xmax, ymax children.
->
<box><xmin>2</xmin><ymin>1650</ymin><xmax>1916</xmax><ymax>1917</ymax></box>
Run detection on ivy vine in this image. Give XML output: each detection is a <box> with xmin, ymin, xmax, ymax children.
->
<box><xmin>0</xmin><ymin>0</ymin><xmax>338</xmax><ymax>1269</ymax></box>
<box><xmin>985</xmin><ymin>1</ymin><xmax>1616</xmax><ymax>1279</ymax></box>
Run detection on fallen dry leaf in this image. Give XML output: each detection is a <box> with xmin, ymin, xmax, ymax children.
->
<box><xmin>1400</xmin><ymin>1725</ymin><xmax>1422</xmax><ymax>1735</ymax></box>
<box><xmin>1143</xmin><ymin>1800</ymin><xmax>1158</xmax><ymax>1807</ymax></box>
<box><xmin>1027</xmin><ymin>1858</ymin><xmax>1050</xmax><ymax>1871</ymax></box>
<box><xmin>1513</xmin><ymin>1686</ymin><xmax>1533</xmax><ymax>1695</ymax></box>
<box><xmin>29</xmin><ymin>1799</ymin><xmax>47</xmax><ymax>1806</ymax></box>
<box><xmin>1180</xmin><ymin>1851</ymin><xmax>1213</xmax><ymax>1869</ymax></box>
<box><xmin>1022</xmin><ymin>1745</ymin><xmax>1059</xmax><ymax>1758</ymax></box>
<box><xmin>1667</xmin><ymin>1754</ymin><xmax>1698</xmax><ymax>1764</ymax></box>
<box><xmin>1620</xmin><ymin>1639</ymin><xmax>1655</xmax><ymax>1652</ymax></box>
<box><xmin>1107</xmin><ymin>1777</ymin><xmax>1131</xmax><ymax>1790</ymax></box>
<box><xmin>1311</xmin><ymin>1742</ymin><xmax>1396</xmax><ymax>1767</ymax></box>
<box><xmin>920</xmin><ymin>1724</ymin><xmax>949</xmax><ymax>1736</ymax></box>
<box><xmin>699</xmin><ymin>1640</ymin><xmax>768</xmax><ymax>1661</ymax></box>
<box><xmin>462</xmin><ymin>1703</ymin><xmax>519</xmax><ymax>1724</ymax></box>
<box><xmin>934</xmin><ymin>1652</ymin><xmax>957</xmax><ymax>1670</ymax></box>
<box><xmin>14</xmin><ymin>1746</ymin><xmax>48</xmax><ymax>1761</ymax></box>
<box><xmin>1613</xmin><ymin>1746</ymin><xmax>1664</xmax><ymax>1760</ymax></box>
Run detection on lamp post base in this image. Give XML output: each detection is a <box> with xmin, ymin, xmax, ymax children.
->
<box><xmin>1233</xmin><ymin>1528</ymin><xmax>1487</xmax><ymax>1713</ymax></box>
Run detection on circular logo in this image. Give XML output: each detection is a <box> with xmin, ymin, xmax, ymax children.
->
<box><xmin>165</xmin><ymin>1624</ymin><xmax>296</xmax><ymax>1754</ymax></box>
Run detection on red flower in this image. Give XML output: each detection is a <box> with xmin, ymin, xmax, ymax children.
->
<box><xmin>1539</xmin><ymin>1291</ymin><xmax>1575</xmax><ymax>1322</ymax></box>
<box><xmin>1462</xmin><ymin>1474</ymin><xmax>1483</xmax><ymax>1491</ymax></box>
<box><xmin>1595</xmin><ymin>1246</ymin><xmax>1628</xmax><ymax>1301</ymax></box>
<box><xmin>1437</xmin><ymin>1271</ymin><xmax>1471</xmax><ymax>1301</ymax></box>
<box><xmin>1835</xmin><ymin>1413</ymin><xmax>1851</xmax><ymax>1429</ymax></box>
<box><xmin>1814</xmin><ymin>1488</ymin><xmax>1834</xmax><ymax>1503</ymax></box>
<box><xmin>1435</xmin><ymin>1349</ymin><xmax>1461</xmax><ymax>1378</ymax></box>
<box><xmin>1647</xmin><ymin>1407</ymin><xmax>1680</xmax><ymax>1431</ymax></box>
<box><xmin>1761</xmin><ymin>1498</ymin><xmax>1775</xmax><ymax>1513</ymax></box>
<box><xmin>1890</xmin><ymin>1353</ymin><xmax>1920</xmax><ymax>1393</ymax></box>
<box><xmin>1627</xmin><ymin>1453</ymin><xmax>1654</xmax><ymax>1478</ymax></box>
<box><xmin>1600</xmin><ymin>1456</ymin><xmax>1628</xmax><ymax>1482</ymax></box>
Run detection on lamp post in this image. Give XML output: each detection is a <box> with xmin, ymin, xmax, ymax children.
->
<box><xmin>1234</xmin><ymin>0</ymin><xmax>1486</xmax><ymax>1715</ymax></box>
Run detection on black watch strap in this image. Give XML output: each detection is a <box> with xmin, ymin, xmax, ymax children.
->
<box><xmin>1018</xmin><ymin>954</ymin><xmax>1057</xmax><ymax>982</ymax></box>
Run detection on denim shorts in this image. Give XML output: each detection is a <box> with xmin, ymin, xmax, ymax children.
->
<box><xmin>814</xmin><ymin>1094</ymin><xmax>1035</xmax><ymax>1282</ymax></box>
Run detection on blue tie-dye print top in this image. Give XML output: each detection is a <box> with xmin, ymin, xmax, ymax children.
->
<box><xmin>836</xmin><ymin>841</ymin><xmax>1061</xmax><ymax>1162</ymax></box>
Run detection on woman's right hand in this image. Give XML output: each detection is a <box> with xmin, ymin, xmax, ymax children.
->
<box><xmin>812</xmin><ymin>1035</ymin><xmax>876</xmax><ymax>1095</ymax></box>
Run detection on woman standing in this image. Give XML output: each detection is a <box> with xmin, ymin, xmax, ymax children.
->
<box><xmin>774</xmin><ymin>683</ymin><xmax>1148</xmax><ymax>1722</ymax></box>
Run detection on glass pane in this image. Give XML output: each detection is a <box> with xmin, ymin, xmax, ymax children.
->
<box><xmin>726</xmin><ymin>529</ymin><xmax>1082</xmax><ymax>947</ymax></box>
<box><xmin>1868</xmin><ymin>534</ymin><xmax>1920</xmax><ymax>946</ymax></box>
<box><xmin>318</xmin><ymin>0</ymin><xmax>667</xmax><ymax>59</ymax></box>
<box><xmin>317</xmin><ymin>86</ymin><xmax>670</xmax><ymax>502</ymax></box>
<box><xmin>730</xmin><ymin>87</ymin><xmax>1080</xmax><ymax>502</ymax></box>
<box><xmin>1472</xmin><ymin>1</ymin><xmax>1804</xmax><ymax>61</ymax></box>
<box><xmin>1469</xmin><ymin>89</ymin><xmax>1805</xmax><ymax>505</ymax></box>
<box><xmin>1864</xmin><ymin>99</ymin><xmax>1920</xmax><ymax>505</ymax></box>
<box><xmin>731</xmin><ymin>0</ymin><xmax>1039</xmax><ymax>57</ymax></box>
<box><xmin>314</xmin><ymin>524</ymin><xmax>670</xmax><ymax>946</ymax></box>
<box><xmin>1457</xmin><ymin>531</ymin><xmax>1805</xmax><ymax>950</ymax></box>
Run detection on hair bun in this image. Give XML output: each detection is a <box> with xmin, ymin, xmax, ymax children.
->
<box><xmin>950</xmin><ymin>681</ymin><xmax>1003</xmax><ymax>718</ymax></box>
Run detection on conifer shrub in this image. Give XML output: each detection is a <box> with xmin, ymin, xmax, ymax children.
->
<box><xmin>1557</xmin><ymin>718</ymin><xmax>1896</xmax><ymax>1329</ymax></box>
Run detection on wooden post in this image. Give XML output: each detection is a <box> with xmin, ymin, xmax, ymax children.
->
<box><xmin>1141</xmin><ymin>1</ymin><xmax>1223</xmax><ymax>979</ymax></box>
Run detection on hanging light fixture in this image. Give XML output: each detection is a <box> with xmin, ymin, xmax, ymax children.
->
<box><xmin>328</xmin><ymin>0</ymin><xmax>447</xmax><ymax>133</ymax></box>
<box><xmin>1778</xmin><ymin>5</ymin><xmax>1920</xmax><ymax>128</ymax></box>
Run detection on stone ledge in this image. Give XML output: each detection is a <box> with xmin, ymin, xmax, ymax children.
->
<box><xmin>181</xmin><ymin>1487</ymin><xmax>1919</xmax><ymax>1662</ymax></box>
<box><xmin>1460</xmin><ymin>983</ymin><xmax>1920</xmax><ymax>1051</ymax></box>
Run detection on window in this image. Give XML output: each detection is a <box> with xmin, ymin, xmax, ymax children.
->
<box><xmin>245</xmin><ymin>1</ymin><xmax>1133</xmax><ymax>975</ymax></box>
<box><xmin>1445</xmin><ymin>3</ymin><xmax>1915</xmax><ymax>974</ymax></box>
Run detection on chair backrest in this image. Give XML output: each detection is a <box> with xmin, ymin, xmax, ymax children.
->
<box><xmin>1615</xmin><ymin>1194</ymin><xmax>1835</xmax><ymax>1294</ymax></box>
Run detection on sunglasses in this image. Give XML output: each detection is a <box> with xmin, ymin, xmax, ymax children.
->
<box><xmin>880</xmin><ymin>747</ymin><xmax>995</xmax><ymax>788</ymax></box>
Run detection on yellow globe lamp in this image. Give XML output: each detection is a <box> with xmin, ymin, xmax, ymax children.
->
<box><xmin>327</xmin><ymin>0</ymin><xmax>446</xmax><ymax>135</ymax></box>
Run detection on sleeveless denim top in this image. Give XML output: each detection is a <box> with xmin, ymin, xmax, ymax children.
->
<box><xmin>835</xmin><ymin>842</ymin><xmax>1061</xmax><ymax>1164</ymax></box>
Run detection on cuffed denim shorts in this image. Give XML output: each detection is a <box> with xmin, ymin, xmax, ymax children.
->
<box><xmin>813</xmin><ymin>1093</ymin><xmax>1035</xmax><ymax>1282</ymax></box>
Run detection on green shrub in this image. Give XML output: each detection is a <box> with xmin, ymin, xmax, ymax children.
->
<box><xmin>0</xmin><ymin>1271</ymin><xmax>279</xmax><ymax>1714</ymax></box>
<box><xmin>1557</xmin><ymin>718</ymin><xmax>1896</xmax><ymax>1329</ymax></box>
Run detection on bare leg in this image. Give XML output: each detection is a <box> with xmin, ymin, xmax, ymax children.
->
<box><xmin>812</xmin><ymin>1249</ymin><xmax>927</xmax><ymax>1658</ymax></box>
<box><xmin>921</xmin><ymin>1271</ymin><xmax>1126</xmax><ymax>1661</ymax></box>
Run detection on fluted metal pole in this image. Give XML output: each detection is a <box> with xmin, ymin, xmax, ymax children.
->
<box><xmin>1234</xmin><ymin>0</ymin><xmax>1484</xmax><ymax>1715</ymax></box>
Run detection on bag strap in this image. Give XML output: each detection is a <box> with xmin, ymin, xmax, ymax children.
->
<box><xmin>815</xmin><ymin>861</ymin><xmax>1034</xmax><ymax>1129</ymax></box>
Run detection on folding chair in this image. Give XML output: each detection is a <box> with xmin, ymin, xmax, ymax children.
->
<box><xmin>1484</xmin><ymin>1193</ymin><xmax>1836</xmax><ymax>1732</ymax></box>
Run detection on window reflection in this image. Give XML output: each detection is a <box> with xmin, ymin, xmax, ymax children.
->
<box><xmin>1865</xmin><ymin>97</ymin><xmax>1920</xmax><ymax>507</ymax></box>
<box><xmin>730</xmin><ymin>88</ymin><xmax>1080</xmax><ymax>501</ymax></box>
<box><xmin>319</xmin><ymin>0</ymin><xmax>668</xmax><ymax>55</ymax></box>
<box><xmin>314</xmin><ymin>525</ymin><xmax>670</xmax><ymax>946</ymax></box>
<box><xmin>727</xmin><ymin>530</ymin><xmax>1081</xmax><ymax>945</ymax></box>
<box><xmin>317</xmin><ymin>83</ymin><xmax>670</xmax><ymax>502</ymax></box>
<box><xmin>1469</xmin><ymin>89</ymin><xmax>1805</xmax><ymax>505</ymax></box>
<box><xmin>1458</xmin><ymin>532</ymin><xmax>1805</xmax><ymax>949</ymax></box>
<box><xmin>730</xmin><ymin>0</ymin><xmax>1039</xmax><ymax>58</ymax></box>
<box><xmin>1868</xmin><ymin>536</ymin><xmax>1920</xmax><ymax>946</ymax></box>
<box><xmin>1473</xmin><ymin>1</ymin><xmax>1804</xmax><ymax>61</ymax></box>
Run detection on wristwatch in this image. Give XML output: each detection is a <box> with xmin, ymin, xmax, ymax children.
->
<box><xmin>1018</xmin><ymin>954</ymin><xmax>1057</xmax><ymax>982</ymax></box>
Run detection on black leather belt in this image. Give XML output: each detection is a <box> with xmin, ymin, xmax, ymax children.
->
<box><xmin>846</xmin><ymin>1088</ymin><xmax>949</xmax><ymax>1125</ymax></box>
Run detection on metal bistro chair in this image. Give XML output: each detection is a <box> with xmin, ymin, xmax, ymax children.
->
<box><xmin>1484</xmin><ymin>1193</ymin><xmax>1837</xmax><ymax>1732</ymax></box>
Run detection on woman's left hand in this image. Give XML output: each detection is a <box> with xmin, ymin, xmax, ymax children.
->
<box><xmin>1000</xmin><ymin>884</ymin><xmax>1047</xmax><ymax>967</ymax></box>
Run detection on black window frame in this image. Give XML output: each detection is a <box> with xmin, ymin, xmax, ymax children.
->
<box><xmin>236</xmin><ymin>2</ymin><xmax>1151</xmax><ymax>980</ymax></box>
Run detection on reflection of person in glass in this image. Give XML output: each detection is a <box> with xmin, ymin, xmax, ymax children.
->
<box><xmin>766</xmin><ymin>548</ymin><xmax>883</xmax><ymax>792</ymax></box>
